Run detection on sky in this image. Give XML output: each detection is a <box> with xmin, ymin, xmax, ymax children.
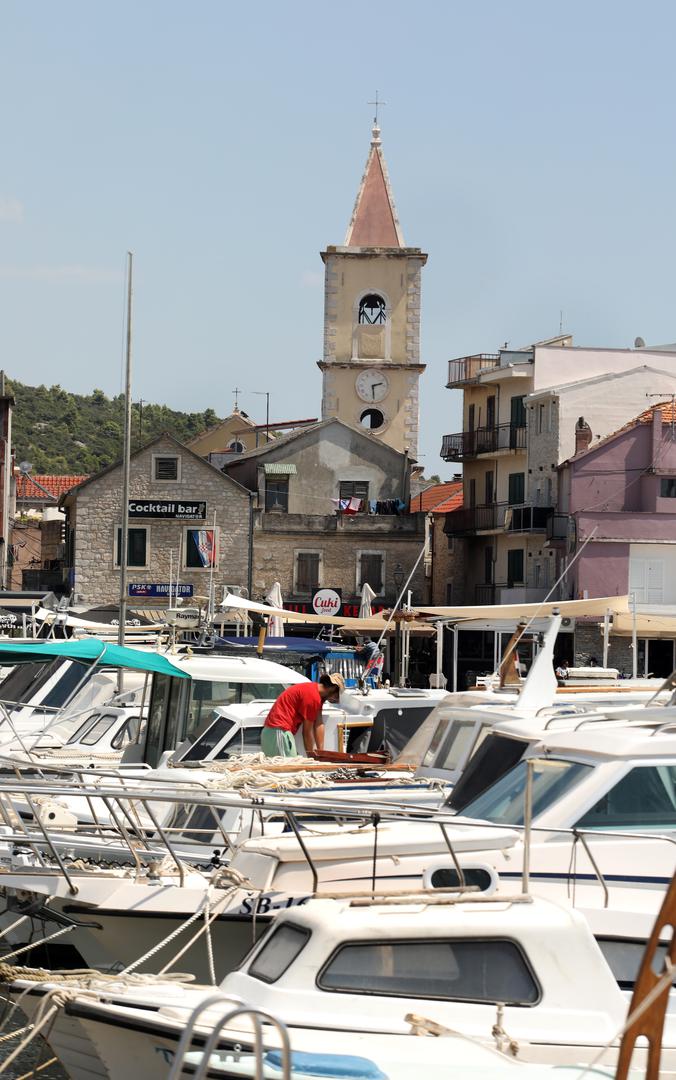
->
<box><xmin>2</xmin><ymin>0</ymin><xmax>676</xmax><ymax>474</ymax></box>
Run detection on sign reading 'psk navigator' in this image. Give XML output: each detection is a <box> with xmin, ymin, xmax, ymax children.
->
<box><xmin>128</xmin><ymin>500</ymin><xmax>206</xmax><ymax>520</ymax></box>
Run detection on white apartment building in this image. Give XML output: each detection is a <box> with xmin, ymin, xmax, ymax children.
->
<box><xmin>442</xmin><ymin>336</ymin><xmax>676</xmax><ymax>605</ymax></box>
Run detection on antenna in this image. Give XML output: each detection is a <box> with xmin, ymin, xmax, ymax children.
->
<box><xmin>559</xmin><ymin>310</ymin><xmax>563</xmax><ymax>334</ymax></box>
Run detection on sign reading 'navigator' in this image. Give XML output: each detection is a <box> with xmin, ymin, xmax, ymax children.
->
<box><xmin>128</xmin><ymin>500</ymin><xmax>206</xmax><ymax>520</ymax></box>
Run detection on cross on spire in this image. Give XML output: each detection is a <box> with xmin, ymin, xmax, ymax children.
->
<box><xmin>368</xmin><ymin>91</ymin><xmax>386</xmax><ymax>127</ymax></box>
<box><xmin>232</xmin><ymin>387</ymin><xmax>242</xmax><ymax>411</ymax></box>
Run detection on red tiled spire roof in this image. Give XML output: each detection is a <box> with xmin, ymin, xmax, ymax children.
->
<box><xmin>344</xmin><ymin>124</ymin><xmax>404</xmax><ymax>248</ymax></box>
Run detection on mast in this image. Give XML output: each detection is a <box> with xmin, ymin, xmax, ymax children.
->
<box><xmin>117</xmin><ymin>252</ymin><xmax>133</xmax><ymax>678</ymax></box>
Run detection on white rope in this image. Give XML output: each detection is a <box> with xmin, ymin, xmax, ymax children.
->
<box><xmin>0</xmin><ymin>925</ymin><xmax>74</xmax><ymax>963</ymax></box>
<box><xmin>204</xmin><ymin>890</ymin><xmax>216</xmax><ymax>986</ymax></box>
<box><xmin>0</xmin><ymin>913</ymin><xmax>31</xmax><ymax>943</ymax></box>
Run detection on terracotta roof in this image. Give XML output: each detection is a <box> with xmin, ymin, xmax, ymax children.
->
<box><xmin>636</xmin><ymin>400</ymin><xmax>676</xmax><ymax>424</ymax></box>
<box><xmin>16</xmin><ymin>474</ymin><xmax>89</xmax><ymax>500</ymax></box>
<box><xmin>409</xmin><ymin>480</ymin><xmax>463</xmax><ymax>514</ymax></box>
<box><xmin>344</xmin><ymin>125</ymin><xmax>404</xmax><ymax>248</ymax></box>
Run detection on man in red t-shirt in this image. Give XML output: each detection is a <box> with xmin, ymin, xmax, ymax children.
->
<box><xmin>261</xmin><ymin>673</ymin><xmax>345</xmax><ymax>757</ymax></box>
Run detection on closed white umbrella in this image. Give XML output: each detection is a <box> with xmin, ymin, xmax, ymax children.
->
<box><xmin>264</xmin><ymin>581</ymin><xmax>286</xmax><ymax>638</ymax></box>
<box><xmin>359</xmin><ymin>582</ymin><xmax>376</xmax><ymax>620</ymax></box>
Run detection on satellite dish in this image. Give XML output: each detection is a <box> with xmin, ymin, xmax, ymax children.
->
<box><xmin>19</xmin><ymin>461</ymin><xmax>32</xmax><ymax>473</ymax></box>
<box><xmin>634</xmin><ymin>336</ymin><xmax>646</xmax><ymax>348</ymax></box>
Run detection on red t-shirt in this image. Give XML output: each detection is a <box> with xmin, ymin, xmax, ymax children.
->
<box><xmin>264</xmin><ymin>682</ymin><xmax>323</xmax><ymax>735</ymax></box>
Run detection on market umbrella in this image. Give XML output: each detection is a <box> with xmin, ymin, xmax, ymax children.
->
<box><xmin>359</xmin><ymin>582</ymin><xmax>376</xmax><ymax>620</ymax></box>
<box><xmin>264</xmin><ymin>581</ymin><xmax>286</xmax><ymax>637</ymax></box>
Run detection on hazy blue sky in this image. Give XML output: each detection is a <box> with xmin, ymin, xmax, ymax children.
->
<box><xmin>2</xmin><ymin>1</ymin><xmax>676</xmax><ymax>472</ymax></box>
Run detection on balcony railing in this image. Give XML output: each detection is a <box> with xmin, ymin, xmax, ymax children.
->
<box><xmin>445</xmin><ymin>502</ymin><xmax>554</xmax><ymax>536</ymax></box>
<box><xmin>474</xmin><ymin>583</ymin><xmax>555</xmax><ymax>605</ymax></box>
<box><xmin>446</xmin><ymin>354</ymin><xmax>500</xmax><ymax>387</ymax></box>
<box><xmin>440</xmin><ymin>423</ymin><xmax>526</xmax><ymax>462</ymax></box>
<box><xmin>546</xmin><ymin>513</ymin><xmax>570</xmax><ymax>544</ymax></box>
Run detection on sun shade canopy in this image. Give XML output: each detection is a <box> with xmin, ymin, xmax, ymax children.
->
<box><xmin>0</xmin><ymin>639</ymin><xmax>189</xmax><ymax>678</ymax></box>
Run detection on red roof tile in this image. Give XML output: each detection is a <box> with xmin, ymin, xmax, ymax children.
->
<box><xmin>16</xmin><ymin>474</ymin><xmax>89</xmax><ymax>500</ymax></box>
<box><xmin>409</xmin><ymin>480</ymin><xmax>463</xmax><ymax>513</ymax></box>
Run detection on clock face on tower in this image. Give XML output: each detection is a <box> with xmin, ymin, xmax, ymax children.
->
<box><xmin>355</xmin><ymin>369</ymin><xmax>390</xmax><ymax>403</ymax></box>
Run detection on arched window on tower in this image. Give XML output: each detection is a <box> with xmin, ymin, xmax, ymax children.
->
<box><xmin>358</xmin><ymin>294</ymin><xmax>387</xmax><ymax>325</ymax></box>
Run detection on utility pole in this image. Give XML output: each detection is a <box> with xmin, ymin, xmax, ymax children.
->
<box><xmin>253</xmin><ymin>391</ymin><xmax>271</xmax><ymax>442</ymax></box>
<box><xmin>118</xmin><ymin>252</ymin><xmax>133</xmax><ymax>684</ymax></box>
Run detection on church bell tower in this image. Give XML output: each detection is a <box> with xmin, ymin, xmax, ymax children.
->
<box><xmin>318</xmin><ymin>121</ymin><xmax>427</xmax><ymax>459</ymax></box>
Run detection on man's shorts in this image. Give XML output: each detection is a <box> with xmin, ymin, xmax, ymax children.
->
<box><xmin>261</xmin><ymin>726</ymin><xmax>297</xmax><ymax>757</ymax></box>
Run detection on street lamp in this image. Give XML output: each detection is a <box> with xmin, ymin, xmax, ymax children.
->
<box><xmin>393</xmin><ymin>563</ymin><xmax>405</xmax><ymax>591</ymax></box>
<box><xmin>392</xmin><ymin>563</ymin><xmax>406</xmax><ymax>687</ymax></box>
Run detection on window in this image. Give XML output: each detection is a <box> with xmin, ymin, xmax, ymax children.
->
<box><xmin>510</xmin><ymin>395</ymin><xmax>526</xmax><ymax>428</ymax></box>
<box><xmin>460</xmin><ymin>758</ymin><xmax>592</xmax><ymax>826</ymax></box>
<box><xmin>318</xmin><ymin>939</ymin><xmax>539</xmax><ymax>1005</ymax></box>
<box><xmin>111</xmin><ymin>716</ymin><xmax>143</xmax><ymax>750</ymax></box>
<box><xmin>265</xmin><ymin>477</ymin><xmax>289</xmax><ymax>512</ymax></box>
<box><xmin>358</xmin><ymin>551</ymin><xmax>383</xmax><ymax>593</ymax></box>
<box><xmin>296</xmin><ymin>551</ymin><xmax>321</xmax><ymax>595</ymax></box>
<box><xmin>339</xmin><ymin>481</ymin><xmax>369</xmax><ymax>504</ymax></box>
<box><xmin>429</xmin><ymin>867</ymin><xmax>494</xmax><ymax>892</ymax></box>
<box><xmin>153</xmin><ymin>454</ymin><xmax>180</xmax><ymax>481</ymax></box>
<box><xmin>468</xmin><ymin>478</ymin><xmax>476</xmax><ymax>509</ymax></box>
<box><xmin>660</xmin><ymin>478</ymin><xmax>676</xmax><ymax>498</ymax></box>
<box><xmin>468</xmin><ymin>403</ymin><xmax>476</xmax><ymax>432</ymax></box>
<box><xmin>181</xmin><ymin>716</ymin><xmax>236</xmax><ymax>762</ymax></box>
<box><xmin>360</xmin><ymin>408</ymin><xmax>385</xmax><ymax>431</ymax></box>
<box><xmin>484</xmin><ymin>471</ymin><xmax>494</xmax><ymax>505</ymax></box>
<box><xmin>77</xmin><ymin>714</ymin><xmax>117</xmax><ymax>746</ymax></box>
<box><xmin>508</xmin><ymin>473</ymin><xmax>525</xmax><ymax>506</ymax></box>
<box><xmin>115</xmin><ymin>526</ymin><xmax>148</xmax><ymax>568</ymax></box>
<box><xmin>448</xmin><ymin>734</ymin><xmax>528</xmax><ymax>813</ymax></box>
<box><xmin>537</xmin><ymin>403</ymin><xmax>545</xmax><ymax>434</ymax></box>
<box><xmin>249</xmin><ymin>924</ymin><xmax>311</xmax><ymax>983</ymax></box>
<box><xmin>486</xmin><ymin>396</ymin><xmax>496</xmax><ymax>429</ymax></box>
<box><xmin>358</xmin><ymin>294</ymin><xmax>386</xmax><ymax>325</ymax></box>
<box><xmin>597</xmin><ymin>938</ymin><xmax>674</xmax><ymax>992</ymax></box>
<box><xmin>184</xmin><ymin>527</ymin><xmax>218</xmax><ymax>569</ymax></box>
<box><xmin>228</xmin><ymin>440</ymin><xmax>245</xmax><ymax>454</ymax></box>
<box><xmin>575</xmin><ymin>766</ymin><xmax>676</xmax><ymax>831</ymax></box>
<box><xmin>507</xmin><ymin>548</ymin><xmax>524</xmax><ymax>586</ymax></box>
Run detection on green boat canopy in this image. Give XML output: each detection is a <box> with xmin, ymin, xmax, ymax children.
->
<box><xmin>0</xmin><ymin>639</ymin><xmax>189</xmax><ymax>678</ymax></box>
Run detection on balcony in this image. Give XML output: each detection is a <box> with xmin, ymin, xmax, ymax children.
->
<box><xmin>446</xmin><ymin>354</ymin><xmax>500</xmax><ymax>387</ymax></box>
<box><xmin>445</xmin><ymin>502</ymin><xmax>553</xmax><ymax>537</ymax></box>
<box><xmin>546</xmin><ymin>513</ymin><xmax>570</xmax><ymax>544</ymax></box>
<box><xmin>440</xmin><ymin>423</ymin><xmax>526</xmax><ymax>462</ymax></box>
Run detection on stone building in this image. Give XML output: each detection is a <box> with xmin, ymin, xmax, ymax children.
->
<box><xmin>409</xmin><ymin>480</ymin><xmax>465</xmax><ymax>605</ymax></box>
<box><xmin>224</xmin><ymin>418</ymin><xmax>426</xmax><ymax>615</ymax></box>
<box><xmin>61</xmin><ymin>433</ymin><xmax>250</xmax><ymax>606</ymax></box>
<box><xmin>318</xmin><ymin>121</ymin><xmax>427</xmax><ymax>460</ymax></box>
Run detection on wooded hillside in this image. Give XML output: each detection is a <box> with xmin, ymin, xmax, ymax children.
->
<box><xmin>7</xmin><ymin>378</ymin><xmax>221</xmax><ymax>474</ymax></box>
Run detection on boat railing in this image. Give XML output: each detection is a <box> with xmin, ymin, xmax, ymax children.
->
<box><xmin>0</xmin><ymin>763</ymin><xmax>675</xmax><ymax>909</ymax></box>
<box><xmin>167</xmin><ymin>997</ymin><xmax>290</xmax><ymax>1080</ymax></box>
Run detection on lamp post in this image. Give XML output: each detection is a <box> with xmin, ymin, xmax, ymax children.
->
<box><xmin>252</xmin><ymin>391</ymin><xmax>271</xmax><ymax>444</ymax></box>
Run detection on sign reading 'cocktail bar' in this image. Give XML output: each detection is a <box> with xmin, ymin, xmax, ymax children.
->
<box><xmin>128</xmin><ymin>500</ymin><xmax>206</xmax><ymax>520</ymax></box>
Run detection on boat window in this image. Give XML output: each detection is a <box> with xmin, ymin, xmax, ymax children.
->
<box><xmin>318</xmin><ymin>938</ymin><xmax>539</xmax><ymax>1005</ymax></box>
<box><xmin>425</xmin><ymin>718</ymin><xmax>479</xmax><ymax>774</ymax></box>
<box><xmin>576</xmin><ymin>766</ymin><xmax>676</xmax><ymax>830</ymax></box>
<box><xmin>40</xmin><ymin>661</ymin><xmax>91</xmax><ymax>710</ymax></box>
<box><xmin>596</xmin><ymin>937</ymin><xmax>673</xmax><ymax>992</ymax></box>
<box><xmin>249</xmin><ymin>924</ymin><xmax>311</xmax><ymax>983</ymax></box>
<box><xmin>111</xmin><ymin>715</ymin><xmax>143</xmax><ymax>750</ymax></box>
<box><xmin>428</xmin><ymin>867</ymin><xmax>493</xmax><ymax>892</ymax></box>
<box><xmin>183</xmin><ymin>681</ymin><xmax>288</xmax><ymax>741</ymax></box>
<box><xmin>448</xmin><ymin>734</ymin><xmax>527</xmax><ymax>812</ymax></box>
<box><xmin>77</xmin><ymin>714</ymin><xmax>117</xmax><ymax>746</ymax></box>
<box><xmin>0</xmin><ymin>657</ymin><xmax>65</xmax><ymax>707</ymax></box>
<box><xmin>366</xmin><ymin>706</ymin><xmax>435</xmax><ymax>758</ymax></box>
<box><xmin>214</xmin><ymin>724</ymin><xmax>264</xmax><ymax>759</ymax></box>
<box><xmin>145</xmin><ymin>673</ymin><xmax>172</xmax><ymax>768</ymax></box>
<box><xmin>460</xmin><ymin>759</ymin><xmax>592</xmax><ymax>825</ymax></box>
<box><xmin>180</xmin><ymin>716</ymin><xmax>236</xmax><ymax>761</ymax></box>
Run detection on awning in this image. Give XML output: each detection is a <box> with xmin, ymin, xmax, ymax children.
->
<box><xmin>612</xmin><ymin>611</ymin><xmax>676</xmax><ymax>639</ymax></box>
<box><xmin>0</xmin><ymin>639</ymin><xmax>189</xmax><ymax>677</ymax></box>
<box><xmin>263</xmin><ymin>463</ymin><xmax>297</xmax><ymax>475</ymax></box>
<box><xmin>413</xmin><ymin>596</ymin><xmax>631</xmax><ymax>622</ymax></box>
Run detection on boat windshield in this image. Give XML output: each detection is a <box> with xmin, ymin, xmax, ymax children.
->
<box><xmin>460</xmin><ymin>758</ymin><xmax>593</xmax><ymax>826</ymax></box>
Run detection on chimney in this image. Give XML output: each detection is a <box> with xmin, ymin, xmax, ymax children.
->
<box><xmin>575</xmin><ymin>416</ymin><xmax>592</xmax><ymax>455</ymax></box>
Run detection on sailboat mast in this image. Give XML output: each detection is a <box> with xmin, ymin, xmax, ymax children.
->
<box><xmin>118</xmin><ymin>251</ymin><xmax>134</xmax><ymax>665</ymax></box>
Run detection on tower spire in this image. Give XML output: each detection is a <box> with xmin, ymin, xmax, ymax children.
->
<box><xmin>344</xmin><ymin>116</ymin><xmax>404</xmax><ymax>248</ymax></box>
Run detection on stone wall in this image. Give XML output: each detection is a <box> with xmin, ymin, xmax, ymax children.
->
<box><xmin>430</xmin><ymin>516</ymin><xmax>467</xmax><ymax>605</ymax></box>
<box><xmin>251</xmin><ymin>510</ymin><xmax>426</xmax><ymax>605</ymax></box>
<box><xmin>66</xmin><ymin>436</ymin><xmax>250</xmax><ymax>605</ymax></box>
<box><xmin>574</xmin><ymin>621</ymin><xmax>636</xmax><ymax>672</ymax></box>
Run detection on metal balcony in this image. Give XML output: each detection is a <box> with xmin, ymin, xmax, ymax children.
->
<box><xmin>446</xmin><ymin>354</ymin><xmax>500</xmax><ymax>387</ymax></box>
<box><xmin>546</xmin><ymin>513</ymin><xmax>570</xmax><ymax>544</ymax></box>
<box><xmin>441</xmin><ymin>423</ymin><xmax>527</xmax><ymax>462</ymax></box>
<box><xmin>445</xmin><ymin>502</ymin><xmax>554</xmax><ymax>537</ymax></box>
